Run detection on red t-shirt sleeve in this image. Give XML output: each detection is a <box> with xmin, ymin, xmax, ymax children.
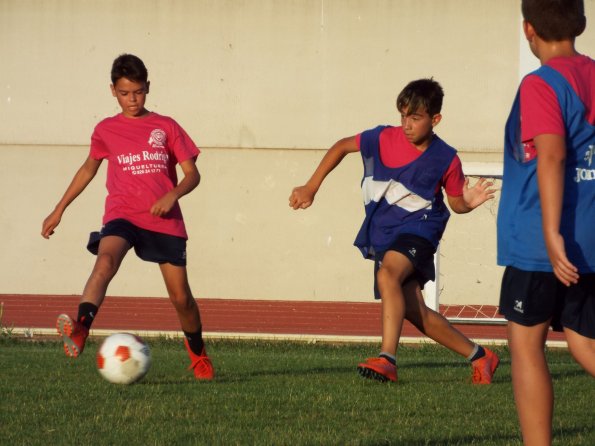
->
<box><xmin>355</xmin><ymin>133</ymin><xmax>362</xmax><ymax>150</ymax></box>
<box><xmin>90</xmin><ymin>123</ymin><xmax>110</xmax><ymax>160</ymax></box>
<box><xmin>169</xmin><ymin>121</ymin><xmax>200</xmax><ymax>163</ymax></box>
<box><xmin>520</xmin><ymin>74</ymin><xmax>565</xmax><ymax>141</ymax></box>
<box><xmin>441</xmin><ymin>155</ymin><xmax>465</xmax><ymax>197</ymax></box>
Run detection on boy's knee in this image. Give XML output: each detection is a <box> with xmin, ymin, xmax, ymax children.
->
<box><xmin>376</xmin><ymin>266</ymin><xmax>408</xmax><ymax>290</ymax></box>
<box><xmin>170</xmin><ymin>293</ymin><xmax>196</xmax><ymax>312</ymax></box>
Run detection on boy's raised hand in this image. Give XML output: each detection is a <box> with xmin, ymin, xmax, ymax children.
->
<box><xmin>462</xmin><ymin>177</ymin><xmax>496</xmax><ymax>210</ymax></box>
<box><xmin>289</xmin><ymin>184</ymin><xmax>316</xmax><ymax>210</ymax></box>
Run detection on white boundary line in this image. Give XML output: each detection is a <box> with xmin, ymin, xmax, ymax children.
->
<box><xmin>9</xmin><ymin>327</ymin><xmax>569</xmax><ymax>348</ymax></box>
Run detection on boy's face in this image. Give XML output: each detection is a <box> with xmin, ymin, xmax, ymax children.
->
<box><xmin>399</xmin><ymin>106</ymin><xmax>441</xmax><ymax>151</ymax></box>
<box><xmin>110</xmin><ymin>77</ymin><xmax>150</xmax><ymax>118</ymax></box>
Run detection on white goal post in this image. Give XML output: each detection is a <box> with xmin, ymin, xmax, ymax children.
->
<box><xmin>423</xmin><ymin>161</ymin><xmax>505</xmax><ymax>325</ymax></box>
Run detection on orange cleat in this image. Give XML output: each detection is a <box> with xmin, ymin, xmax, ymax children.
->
<box><xmin>184</xmin><ymin>338</ymin><xmax>214</xmax><ymax>380</ymax></box>
<box><xmin>357</xmin><ymin>357</ymin><xmax>397</xmax><ymax>383</ymax></box>
<box><xmin>56</xmin><ymin>314</ymin><xmax>89</xmax><ymax>358</ymax></box>
<box><xmin>471</xmin><ymin>347</ymin><xmax>500</xmax><ymax>384</ymax></box>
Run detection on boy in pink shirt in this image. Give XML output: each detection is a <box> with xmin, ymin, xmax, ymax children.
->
<box><xmin>42</xmin><ymin>54</ymin><xmax>213</xmax><ymax>380</ymax></box>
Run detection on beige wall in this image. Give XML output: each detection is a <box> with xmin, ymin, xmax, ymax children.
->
<box><xmin>1</xmin><ymin>1</ymin><xmax>594</xmax><ymax>304</ymax></box>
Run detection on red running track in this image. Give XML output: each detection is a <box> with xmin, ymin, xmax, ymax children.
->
<box><xmin>1</xmin><ymin>294</ymin><xmax>566</xmax><ymax>343</ymax></box>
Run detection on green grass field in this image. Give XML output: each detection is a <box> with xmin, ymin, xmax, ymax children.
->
<box><xmin>0</xmin><ymin>337</ymin><xmax>593</xmax><ymax>445</ymax></box>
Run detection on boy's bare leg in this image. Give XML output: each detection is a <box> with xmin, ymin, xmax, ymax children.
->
<box><xmin>376</xmin><ymin>251</ymin><xmax>415</xmax><ymax>355</ymax></box>
<box><xmin>508</xmin><ymin>321</ymin><xmax>552</xmax><ymax>446</ymax></box>
<box><xmin>160</xmin><ymin>263</ymin><xmax>213</xmax><ymax>380</ymax></box>
<box><xmin>159</xmin><ymin>263</ymin><xmax>202</xmax><ymax>333</ymax></box>
<box><xmin>56</xmin><ymin>235</ymin><xmax>129</xmax><ymax>357</ymax></box>
<box><xmin>564</xmin><ymin>328</ymin><xmax>595</xmax><ymax>377</ymax></box>
<box><xmin>81</xmin><ymin>235</ymin><xmax>130</xmax><ymax>306</ymax></box>
<box><xmin>403</xmin><ymin>281</ymin><xmax>475</xmax><ymax>357</ymax></box>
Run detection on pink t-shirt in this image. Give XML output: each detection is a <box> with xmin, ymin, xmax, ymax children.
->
<box><xmin>356</xmin><ymin>126</ymin><xmax>465</xmax><ymax>197</ymax></box>
<box><xmin>520</xmin><ymin>54</ymin><xmax>594</xmax><ymax>161</ymax></box>
<box><xmin>90</xmin><ymin>112</ymin><xmax>200</xmax><ymax>238</ymax></box>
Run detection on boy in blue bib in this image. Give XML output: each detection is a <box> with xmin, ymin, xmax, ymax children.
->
<box><xmin>290</xmin><ymin>79</ymin><xmax>497</xmax><ymax>384</ymax></box>
<box><xmin>497</xmin><ymin>1</ymin><xmax>595</xmax><ymax>443</ymax></box>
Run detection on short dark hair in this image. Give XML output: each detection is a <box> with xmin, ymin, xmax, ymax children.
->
<box><xmin>522</xmin><ymin>0</ymin><xmax>586</xmax><ymax>41</ymax></box>
<box><xmin>396</xmin><ymin>78</ymin><xmax>444</xmax><ymax>117</ymax></box>
<box><xmin>110</xmin><ymin>54</ymin><xmax>148</xmax><ymax>84</ymax></box>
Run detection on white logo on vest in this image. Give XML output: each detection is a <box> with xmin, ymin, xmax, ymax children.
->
<box><xmin>574</xmin><ymin>144</ymin><xmax>595</xmax><ymax>183</ymax></box>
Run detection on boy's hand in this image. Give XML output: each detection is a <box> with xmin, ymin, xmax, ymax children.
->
<box><xmin>150</xmin><ymin>192</ymin><xmax>177</xmax><ymax>217</ymax></box>
<box><xmin>544</xmin><ymin>232</ymin><xmax>579</xmax><ymax>286</ymax></box>
<box><xmin>41</xmin><ymin>209</ymin><xmax>62</xmax><ymax>239</ymax></box>
<box><xmin>289</xmin><ymin>185</ymin><xmax>316</xmax><ymax>210</ymax></box>
<box><xmin>462</xmin><ymin>177</ymin><xmax>496</xmax><ymax>210</ymax></box>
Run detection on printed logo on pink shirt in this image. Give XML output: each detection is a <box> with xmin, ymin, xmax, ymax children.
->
<box><xmin>115</xmin><ymin>129</ymin><xmax>170</xmax><ymax>176</ymax></box>
<box><xmin>148</xmin><ymin>129</ymin><xmax>167</xmax><ymax>149</ymax></box>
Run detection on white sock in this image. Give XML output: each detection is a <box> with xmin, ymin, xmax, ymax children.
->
<box><xmin>466</xmin><ymin>344</ymin><xmax>479</xmax><ymax>361</ymax></box>
<box><xmin>379</xmin><ymin>351</ymin><xmax>396</xmax><ymax>365</ymax></box>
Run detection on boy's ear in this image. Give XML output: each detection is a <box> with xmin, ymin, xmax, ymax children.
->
<box><xmin>145</xmin><ymin>81</ymin><xmax>150</xmax><ymax>94</ymax></box>
<box><xmin>110</xmin><ymin>84</ymin><xmax>116</xmax><ymax>97</ymax></box>
<box><xmin>431</xmin><ymin>113</ymin><xmax>442</xmax><ymax>127</ymax></box>
<box><xmin>523</xmin><ymin>20</ymin><xmax>536</xmax><ymax>42</ymax></box>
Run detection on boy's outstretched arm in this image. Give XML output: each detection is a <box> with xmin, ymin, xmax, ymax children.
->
<box><xmin>447</xmin><ymin>177</ymin><xmax>496</xmax><ymax>214</ymax></box>
<box><xmin>289</xmin><ymin>136</ymin><xmax>359</xmax><ymax>210</ymax></box>
<box><xmin>41</xmin><ymin>156</ymin><xmax>102</xmax><ymax>239</ymax></box>
<box><xmin>535</xmin><ymin>133</ymin><xmax>579</xmax><ymax>286</ymax></box>
<box><xmin>150</xmin><ymin>158</ymin><xmax>200</xmax><ymax>217</ymax></box>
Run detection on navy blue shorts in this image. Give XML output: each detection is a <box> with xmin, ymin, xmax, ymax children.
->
<box><xmin>499</xmin><ymin>266</ymin><xmax>595</xmax><ymax>338</ymax></box>
<box><xmin>373</xmin><ymin>233</ymin><xmax>436</xmax><ymax>299</ymax></box>
<box><xmin>87</xmin><ymin>219</ymin><xmax>187</xmax><ymax>266</ymax></box>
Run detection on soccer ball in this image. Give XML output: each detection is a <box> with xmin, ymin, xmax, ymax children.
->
<box><xmin>96</xmin><ymin>333</ymin><xmax>151</xmax><ymax>384</ymax></box>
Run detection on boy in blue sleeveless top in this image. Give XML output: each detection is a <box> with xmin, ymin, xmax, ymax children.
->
<box><xmin>290</xmin><ymin>79</ymin><xmax>498</xmax><ymax>384</ymax></box>
<box><xmin>497</xmin><ymin>0</ymin><xmax>594</xmax><ymax>443</ymax></box>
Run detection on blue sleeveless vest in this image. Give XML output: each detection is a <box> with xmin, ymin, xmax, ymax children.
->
<box><xmin>497</xmin><ymin>65</ymin><xmax>595</xmax><ymax>273</ymax></box>
<box><xmin>354</xmin><ymin>125</ymin><xmax>456</xmax><ymax>259</ymax></box>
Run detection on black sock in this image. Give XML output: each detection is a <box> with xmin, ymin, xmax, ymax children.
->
<box><xmin>77</xmin><ymin>302</ymin><xmax>98</xmax><ymax>329</ymax></box>
<box><xmin>184</xmin><ymin>329</ymin><xmax>205</xmax><ymax>355</ymax></box>
<box><xmin>469</xmin><ymin>345</ymin><xmax>486</xmax><ymax>362</ymax></box>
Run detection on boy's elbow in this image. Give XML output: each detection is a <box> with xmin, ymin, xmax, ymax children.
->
<box><xmin>333</xmin><ymin>136</ymin><xmax>359</xmax><ymax>155</ymax></box>
<box><xmin>448</xmin><ymin>197</ymin><xmax>470</xmax><ymax>214</ymax></box>
<box><xmin>185</xmin><ymin>165</ymin><xmax>200</xmax><ymax>188</ymax></box>
<box><xmin>452</xmin><ymin>207</ymin><xmax>471</xmax><ymax>215</ymax></box>
<box><xmin>451</xmin><ymin>205</ymin><xmax>466</xmax><ymax>214</ymax></box>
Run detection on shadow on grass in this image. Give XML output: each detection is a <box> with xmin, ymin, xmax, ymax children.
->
<box><xmin>214</xmin><ymin>364</ymin><xmax>357</xmax><ymax>383</ymax></box>
<box><xmin>375</xmin><ymin>432</ymin><xmax>521</xmax><ymax>446</ymax></box>
<box><xmin>550</xmin><ymin>368</ymin><xmax>592</xmax><ymax>379</ymax></box>
<box><xmin>554</xmin><ymin>424</ymin><xmax>595</xmax><ymax>440</ymax></box>
<box><xmin>143</xmin><ymin>364</ymin><xmax>356</xmax><ymax>385</ymax></box>
<box><xmin>144</xmin><ymin>364</ymin><xmax>490</xmax><ymax>386</ymax></box>
<box><xmin>385</xmin><ymin>424</ymin><xmax>591</xmax><ymax>446</ymax></box>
